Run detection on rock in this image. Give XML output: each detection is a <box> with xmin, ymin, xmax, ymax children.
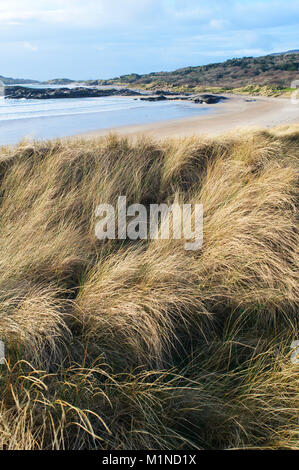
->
<box><xmin>167</xmin><ymin>96</ymin><xmax>190</xmax><ymax>101</ymax></box>
<box><xmin>3</xmin><ymin>86</ymin><xmax>230</xmax><ymax>108</ymax></box>
<box><xmin>192</xmin><ymin>94</ymin><xmax>227</xmax><ymax>104</ymax></box>
<box><xmin>4</xmin><ymin>86</ymin><xmax>142</xmax><ymax>100</ymax></box>
<box><xmin>120</xmin><ymin>89</ymin><xmax>142</xmax><ymax>96</ymax></box>
<box><xmin>153</xmin><ymin>90</ymin><xmax>177</xmax><ymax>96</ymax></box>
<box><xmin>139</xmin><ymin>95</ymin><xmax>167</xmax><ymax>101</ymax></box>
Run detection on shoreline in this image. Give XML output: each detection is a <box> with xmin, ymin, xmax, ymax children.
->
<box><xmin>74</xmin><ymin>93</ymin><xmax>299</xmax><ymax>139</ymax></box>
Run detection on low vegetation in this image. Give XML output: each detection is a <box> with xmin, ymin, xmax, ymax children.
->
<box><xmin>97</xmin><ymin>52</ymin><xmax>299</xmax><ymax>95</ymax></box>
<box><xmin>0</xmin><ymin>125</ymin><xmax>298</xmax><ymax>449</ymax></box>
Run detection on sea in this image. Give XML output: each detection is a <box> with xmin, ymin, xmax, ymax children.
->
<box><xmin>0</xmin><ymin>84</ymin><xmax>211</xmax><ymax>145</ymax></box>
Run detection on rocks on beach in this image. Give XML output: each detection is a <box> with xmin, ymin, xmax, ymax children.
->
<box><xmin>4</xmin><ymin>86</ymin><xmax>142</xmax><ymax>100</ymax></box>
<box><xmin>192</xmin><ymin>94</ymin><xmax>227</xmax><ymax>104</ymax></box>
<box><xmin>4</xmin><ymin>85</ymin><xmax>228</xmax><ymax>106</ymax></box>
<box><xmin>139</xmin><ymin>95</ymin><xmax>168</xmax><ymax>102</ymax></box>
<box><xmin>139</xmin><ymin>93</ymin><xmax>227</xmax><ymax>104</ymax></box>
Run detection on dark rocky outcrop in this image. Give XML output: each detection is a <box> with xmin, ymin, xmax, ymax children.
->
<box><xmin>192</xmin><ymin>94</ymin><xmax>227</xmax><ymax>104</ymax></box>
<box><xmin>139</xmin><ymin>95</ymin><xmax>168</xmax><ymax>102</ymax></box>
<box><xmin>139</xmin><ymin>93</ymin><xmax>227</xmax><ymax>104</ymax></box>
<box><xmin>153</xmin><ymin>90</ymin><xmax>192</xmax><ymax>96</ymax></box>
<box><xmin>4</xmin><ymin>86</ymin><xmax>142</xmax><ymax>100</ymax></box>
<box><xmin>4</xmin><ymin>86</ymin><xmax>229</xmax><ymax>107</ymax></box>
<box><xmin>153</xmin><ymin>90</ymin><xmax>178</xmax><ymax>96</ymax></box>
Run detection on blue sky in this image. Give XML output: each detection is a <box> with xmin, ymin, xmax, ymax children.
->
<box><xmin>0</xmin><ymin>0</ymin><xmax>298</xmax><ymax>80</ymax></box>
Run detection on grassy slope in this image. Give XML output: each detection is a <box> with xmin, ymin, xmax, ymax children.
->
<box><xmin>95</xmin><ymin>53</ymin><xmax>299</xmax><ymax>96</ymax></box>
<box><xmin>0</xmin><ymin>126</ymin><xmax>298</xmax><ymax>449</ymax></box>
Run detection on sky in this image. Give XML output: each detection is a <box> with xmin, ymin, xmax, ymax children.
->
<box><xmin>0</xmin><ymin>0</ymin><xmax>298</xmax><ymax>81</ymax></box>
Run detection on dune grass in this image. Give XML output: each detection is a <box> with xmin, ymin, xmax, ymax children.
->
<box><xmin>0</xmin><ymin>124</ymin><xmax>298</xmax><ymax>450</ymax></box>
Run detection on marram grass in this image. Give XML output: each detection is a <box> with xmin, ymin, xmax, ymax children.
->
<box><xmin>0</xmin><ymin>124</ymin><xmax>298</xmax><ymax>449</ymax></box>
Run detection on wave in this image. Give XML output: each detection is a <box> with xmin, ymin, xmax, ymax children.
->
<box><xmin>0</xmin><ymin>96</ymin><xmax>210</xmax><ymax>145</ymax></box>
<box><xmin>0</xmin><ymin>97</ymin><xmax>151</xmax><ymax>121</ymax></box>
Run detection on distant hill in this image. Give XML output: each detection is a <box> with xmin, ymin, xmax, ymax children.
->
<box><xmin>43</xmin><ymin>78</ymin><xmax>75</xmax><ymax>85</ymax></box>
<box><xmin>269</xmin><ymin>50</ymin><xmax>299</xmax><ymax>56</ymax></box>
<box><xmin>0</xmin><ymin>75</ymin><xmax>39</xmax><ymax>85</ymax></box>
<box><xmin>97</xmin><ymin>52</ymin><xmax>299</xmax><ymax>90</ymax></box>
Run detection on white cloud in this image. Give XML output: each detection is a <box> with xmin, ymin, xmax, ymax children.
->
<box><xmin>232</xmin><ymin>48</ymin><xmax>268</xmax><ymax>56</ymax></box>
<box><xmin>0</xmin><ymin>5</ymin><xmax>64</xmax><ymax>24</ymax></box>
<box><xmin>0</xmin><ymin>0</ymin><xmax>298</xmax><ymax>32</ymax></box>
<box><xmin>22</xmin><ymin>41</ymin><xmax>38</xmax><ymax>51</ymax></box>
<box><xmin>209</xmin><ymin>19</ymin><xmax>228</xmax><ymax>30</ymax></box>
<box><xmin>0</xmin><ymin>0</ymin><xmax>160</xmax><ymax>27</ymax></box>
<box><xmin>0</xmin><ymin>0</ymin><xmax>298</xmax><ymax>81</ymax></box>
<box><xmin>170</xmin><ymin>6</ymin><xmax>213</xmax><ymax>20</ymax></box>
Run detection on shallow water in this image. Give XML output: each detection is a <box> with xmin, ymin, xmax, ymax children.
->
<box><xmin>0</xmin><ymin>92</ymin><xmax>211</xmax><ymax>145</ymax></box>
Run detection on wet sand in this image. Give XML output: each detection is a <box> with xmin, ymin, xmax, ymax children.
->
<box><xmin>77</xmin><ymin>94</ymin><xmax>299</xmax><ymax>139</ymax></box>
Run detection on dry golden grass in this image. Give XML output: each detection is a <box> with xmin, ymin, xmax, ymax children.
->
<box><xmin>0</xmin><ymin>125</ymin><xmax>298</xmax><ymax>449</ymax></box>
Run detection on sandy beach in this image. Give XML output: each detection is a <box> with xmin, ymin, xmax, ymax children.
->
<box><xmin>78</xmin><ymin>93</ymin><xmax>299</xmax><ymax>139</ymax></box>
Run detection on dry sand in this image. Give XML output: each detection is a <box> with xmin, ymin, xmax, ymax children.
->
<box><xmin>77</xmin><ymin>93</ymin><xmax>299</xmax><ymax>139</ymax></box>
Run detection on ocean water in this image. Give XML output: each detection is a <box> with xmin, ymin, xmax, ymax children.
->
<box><xmin>0</xmin><ymin>89</ymin><xmax>211</xmax><ymax>145</ymax></box>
